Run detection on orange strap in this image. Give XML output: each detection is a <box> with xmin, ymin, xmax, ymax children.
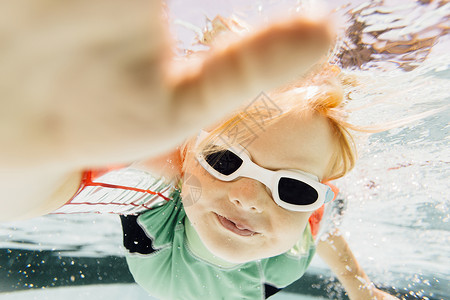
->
<box><xmin>309</xmin><ymin>182</ymin><xmax>339</xmax><ymax>238</ymax></box>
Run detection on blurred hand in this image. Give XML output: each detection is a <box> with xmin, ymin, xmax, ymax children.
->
<box><xmin>0</xmin><ymin>0</ymin><xmax>332</xmax><ymax>170</ymax></box>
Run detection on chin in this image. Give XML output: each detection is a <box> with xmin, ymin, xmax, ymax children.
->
<box><xmin>205</xmin><ymin>240</ymin><xmax>263</xmax><ymax>263</ymax></box>
<box><xmin>216</xmin><ymin>250</ymin><xmax>258</xmax><ymax>264</ymax></box>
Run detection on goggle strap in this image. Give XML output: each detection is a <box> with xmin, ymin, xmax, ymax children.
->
<box><xmin>324</xmin><ymin>187</ymin><xmax>335</xmax><ymax>204</ymax></box>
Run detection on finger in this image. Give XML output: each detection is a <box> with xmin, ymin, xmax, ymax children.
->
<box><xmin>169</xmin><ymin>18</ymin><xmax>333</xmax><ymax>128</ymax></box>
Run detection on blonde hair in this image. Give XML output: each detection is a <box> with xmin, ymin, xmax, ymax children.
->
<box><xmin>179</xmin><ymin>13</ymin><xmax>445</xmax><ymax>183</ymax></box>
<box><xmin>178</xmin><ymin>16</ymin><xmax>358</xmax><ymax>181</ymax></box>
<box><xmin>181</xmin><ymin>63</ymin><xmax>357</xmax><ymax>182</ymax></box>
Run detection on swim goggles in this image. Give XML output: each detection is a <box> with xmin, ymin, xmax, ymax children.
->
<box><xmin>195</xmin><ymin>131</ymin><xmax>334</xmax><ymax>212</ymax></box>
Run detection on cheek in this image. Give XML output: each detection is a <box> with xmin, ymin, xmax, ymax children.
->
<box><xmin>268</xmin><ymin>211</ymin><xmax>311</xmax><ymax>250</ymax></box>
<box><xmin>181</xmin><ymin>167</ymin><xmax>226</xmax><ymax>226</ymax></box>
<box><xmin>181</xmin><ymin>152</ymin><xmax>217</xmax><ymax>208</ymax></box>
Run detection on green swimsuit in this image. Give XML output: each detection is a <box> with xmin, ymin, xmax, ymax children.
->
<box><xmin>56</xmin><ymin>167</ymin><xmax>325</xmax><ymax>299</ymax></box>
<box><xmin>122</xmin><ymin>188</ymin><xmax>316</xmax><ymax>300</ymax></box>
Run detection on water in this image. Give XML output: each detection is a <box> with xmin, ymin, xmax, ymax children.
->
<box><xmin>1</xmin><ymin>1</ymin><xmax>449</xmax><ymax>299</ymax></box>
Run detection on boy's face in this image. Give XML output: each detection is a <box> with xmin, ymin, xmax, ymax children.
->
<box><xmin>182</xmin><ymin>112</ymin><xmax>336</xmax><ymax>263</ymax></box>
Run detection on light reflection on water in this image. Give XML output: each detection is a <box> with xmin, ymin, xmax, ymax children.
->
<box><xmin>1</xmin><ymin>0</ymin><xmax>449</xmax><ymax>299</ymax></box>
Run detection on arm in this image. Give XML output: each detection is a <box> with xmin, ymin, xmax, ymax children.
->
<box><xmin>0</xmin><ymin>170</ymin><xmax>83</xmax><ymax>221</ymax></box>
<box><xmin>131</xmin><ymin>147</ymin><xmax>183</xmax><ymax>181</ymax></box>
<box><xmin>316</xmin><ymin>230</ymin><xmax>399</xmax><ymax>300</ymax></box>
<box><xmin>0</xmin><ymin>1</ymin><xmax>332</xmax><ymax>221</ymax></box>
<box><xmin>0</xmin><ymin>148</ymin><xmax>182</xmax><ymax>222</ymax></box>
<box><xmin>1</xmin><ymin>1</ymin><xmax>333</xmax><ymax>170</ymax></box>
<box><xmin>0</xmin><ymin>146</ymin><xmax>183</xmax><ymax>221</ymax></box>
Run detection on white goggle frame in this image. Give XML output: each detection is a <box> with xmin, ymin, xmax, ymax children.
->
<box><xmin>195</xmin><ymin>131</ymin><xmax>334</xmax><ymax>212</ymax></box>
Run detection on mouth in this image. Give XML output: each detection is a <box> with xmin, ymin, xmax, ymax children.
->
<box><xmin>215</xmin><ymin>213</ymin><xmax>258</xmax><ymax>237</ymax></box>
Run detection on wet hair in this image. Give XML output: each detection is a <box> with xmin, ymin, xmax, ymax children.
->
<box><xmin>179</xmin><ymin>16</ymin><xmax>357</xmax><ymax>182</ymax></box>
<box><xmin>180</xmin><ymin>13</ymin><xmax>446</xmax><ymax>183</ymax></box>
<box><xmin>180</xmin><ymin>63</ymin><xmax>357</xmax><ymax>182</ymax></box>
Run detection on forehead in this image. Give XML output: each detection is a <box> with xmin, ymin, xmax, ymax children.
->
<box><xmin>243</xmin><ymin>111</ymin><xmax>335</xmax><ymax>179</ymax></box>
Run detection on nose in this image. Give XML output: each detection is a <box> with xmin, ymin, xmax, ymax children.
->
<box><xmin>228</xmin><ymin>178</ymin><xmax>268</xmax><ymax>213</ymax></box>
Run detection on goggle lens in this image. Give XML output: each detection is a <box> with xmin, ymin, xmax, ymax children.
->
<box><xmin>204</xmin><ymin>150</ymin><xmax>321</xmax><ymax>207</ymax></box>
<box><xmin>278</xmin><ymin>177</ymin><xmax>318</xmax><ymax>205</ymax></box>
<box><xmin>205</xmin><ymin>150</ymin><xmax>243</xmax><ymax>176</ymax></box>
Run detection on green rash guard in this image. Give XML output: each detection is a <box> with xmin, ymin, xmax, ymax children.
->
<box><xmin>121</xmin><ymin>188</ymin><xmax>316</xmax><ymax>300</ymax></box>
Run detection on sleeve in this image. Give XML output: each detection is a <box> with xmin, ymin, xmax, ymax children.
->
<box><xmin>51</xmin><ymin>166</ymin><xmax>173</xmax><ymax>215</ymax></box>
<box><xmin>120</xmin><ymin>215</ymin><xmax>159</xmax><ymax>255</ymax></box>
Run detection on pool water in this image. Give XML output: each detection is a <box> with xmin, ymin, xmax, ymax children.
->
<box><xmin>1</xmin><ymin>1</ymin><xmax>449</xmax><ymax>299</ymax></box>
